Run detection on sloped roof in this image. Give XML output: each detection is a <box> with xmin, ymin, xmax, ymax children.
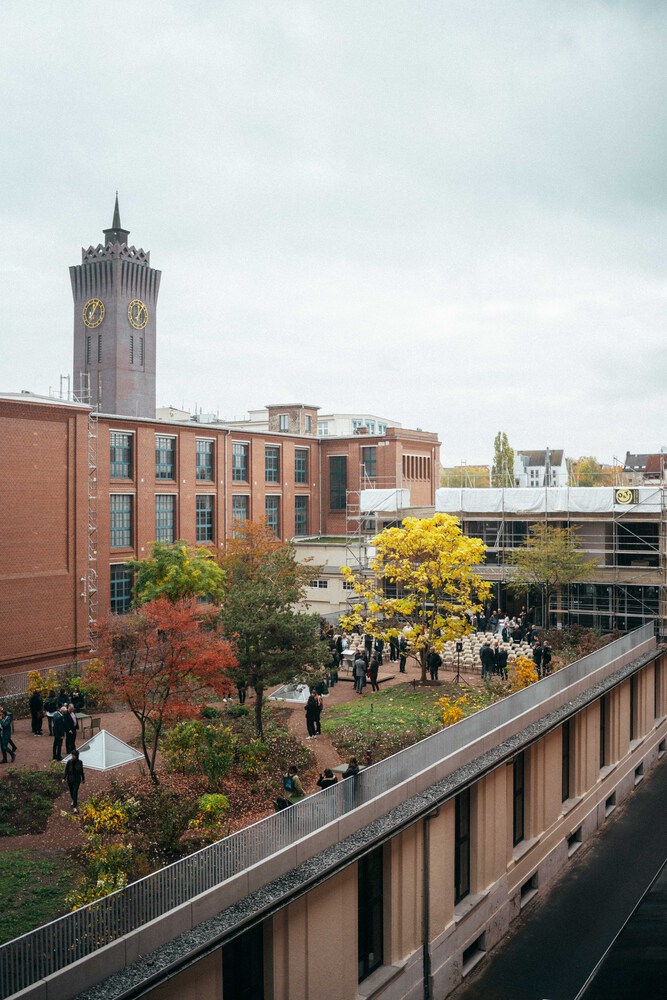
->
<box><xmin>517</xmin><ymin>450</ymin><xmax>564</xmax><ymax>467</ymax></box>
<box><xmin>64</xmin><ymin>730</ymin><xmax>144</xmax><ymax>771</ymax></box>
<box><xmin>624</xmin><ymin>452</ymin><xmax>649</xmax><ymax>471</ymax></box>
<box><xmin>644</xmin><ymin>454</ymin><xmax>666</xmax><ymax>475</ymax></box>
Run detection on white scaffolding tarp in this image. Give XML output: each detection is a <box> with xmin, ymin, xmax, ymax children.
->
<box><xmin>360</xmin><ymin>488</ymin><xmax>411</xmax><ymax>512</ymax></box>
<box><xmin>436</xmin><ymin>487</ymin><xmax>663</xmax><ymax>515</ymax></box>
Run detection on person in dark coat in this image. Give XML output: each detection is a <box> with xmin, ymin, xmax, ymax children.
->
<box><xmin>0</xmin><ymin>706</ymin><xmax>16</xmax><ymax>763</ymax></box>
<box><xmin>62</xmin><ymin>705</ymin><xmax>77</xmax><ymax>755</ymax></box>
<box><xmin>541</xmin><ymin>643</ymin><xmax>552</xmax><ymax>676</ymax></box>
<box><xmin>51</xmin><ymin>706</ymin><xmax>65</xmax><ymax>761</ymax></box>
<box><xmin>353</xmin><ymin>653</ymin><xmax>367</xmax><ymax>694</ymax></box>
<box><xmin>305</xmin><ymin>688</ymin><xmax>320</xmax><ymax>738</ymax></box>
<box><xmin>495</xmin><ymin>644</ymin><xmax>509</xmax><ymax>680</ymax></box>
<box><xmin>479</xmin><ymin>641</ymin><xmax>495</xmax><ymax>680</ymax></box>
<box><xmin>29</xmin><ymin>689</ymin><xmax>44</xmax><ymax>735</ymax></box>
<box><xmin>374</xmin><ymin>637</ymin><xmax>385</xmax><ymax>662</ymax></box>
<box><xmin>64</xmin><ymin>749</ymin><xmax>85</xmax><ymax>813</ymax></box>
<box><xmin>427</xmin><ymin>646</ymin><xmax>442</xmax><ymax>681</ymax></box>
<box><xmin>369</xmin><ymin>655</ymin><xmax>380</xmax><ymax>692</ymax></box>
<box><xmin>399</xmin><ymin>636</ymin><xmax>408</xmax><ymax>673</ymax></box>
<box><xmin>316</xmin><ymin>768</ymin><xmax>338</xmax><ymax>790</ymax></box>
<box><xmin>532</xmin><ymin>641</ymin><xmax>544</xmax><ymax>677</ymax></box>
<box><xmin>389</xmin><ymin>636</ymin><xmax>399</xmax><ymax>662</ymax></box>
<box><xmin>364</xmin><ymin>633</ymin><xmax>373</xmax><ymax>659</ymax></box>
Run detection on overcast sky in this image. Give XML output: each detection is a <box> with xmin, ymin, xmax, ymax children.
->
<box><xmin>1</xmin><ymin>0</ymin><xmax>665</xmax><ymax>465</ymax></box>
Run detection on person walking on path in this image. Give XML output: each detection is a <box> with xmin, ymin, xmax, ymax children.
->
<box><xmin>0</xmin><ymin>706</ymin><xmax>16</xmax><ymax>763</ymax></box>
<box><xmin>369</xmin><ymin>655</ymin><xmax>380</xmax><ymax>692</ymax></box>
<box><xmin>64</xmin><ymin>749</ymin><xmax>85</xmax><ymax>813</ymax></box>
<box><xmin>305</xmin><ymin>688</ymin><xmax>320</xmax><ymax>738</ymax></box>
<box><xmin>280</xmin><ymin>765</ymin><xmax>305</xmax><ymax>807</ymax></box>
<box><xmin>29</xmin><ymin>689</ymin><xmax>44</xmax><ymax>735</ymax></box>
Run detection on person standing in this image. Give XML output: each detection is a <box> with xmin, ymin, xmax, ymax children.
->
<box><xmin>369</xmin><ymin>655</ymin><xmax>380</xmax><ymax>692</ymax></box>
<box><xmin>29</xmin><ymin>689</ymin><xmax>44</xmax><ymax>735</ymax></box>
<box><xmin>541</xmin><ymin>642</ymin><xmax>552</xmax><ymax>676</ymax></box>
<box><xmin>64</xmin><ymin>749</ymin><xmax>85</xmax><ymax>813</ymax></box>
<box><xmin>532</xmin><ymin>641</ymin><xmax>544</xmax><ymax>678</ymax></box>
<box><xmin>353</xmin><ymin>652</ymin><xmax>367</xmax><ymax>694</ymax></box>
<box><xmin>399</xmin><ymin>635</ymin><xmax>408</xmax><ymax>673</ymax></box>
<box><xmin>63</xmin><ymin>704</ymin><xmax>77</xmax><ymax>755</ymax></box>
<box><xmin>305</xmin><ymin>688</ymin><xmax>320</xmax><ymax>738</ymax></box>
<box><xmin>479</xmin><ymin>641</ymin><xmax>495</xmax><ymax>680</ymax></box>
<box><xmin>427</xmin><ymin>646</ymin><xmax>442</xmax><ymax>681</ymax></box>
<box><xmin>0</xmin><ymin>706</ymin><xmax>16</xmax><ymax>763</ymax></box>
<box><xmin>389</xmin><ymin>636</ymin><xmax>399</xmax><ymax>662</ymax></box>
<box><xmin>495</xmin><ymin>643</ymin><xmax>509</xmax><ymax>680</ymax></box>
<box><xmin>51</xmin><ymin>705</ymin><xmax>65</xmax><ymax>761</ymax></box>
<box><xmin>236</xmin><ymin>680</ymin><xmax>247</xmax><ymax>705</ymax></box>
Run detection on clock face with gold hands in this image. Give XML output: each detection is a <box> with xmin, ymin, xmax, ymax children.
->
<box><xmin>83</xmin><ymin>298</ymin><xmax>105</xmax><ymax>329</ymax></box>
<box><xmin>128</xmin><ymin>299</ymin><xmax>148</xmax><ymax>330</ymax></box>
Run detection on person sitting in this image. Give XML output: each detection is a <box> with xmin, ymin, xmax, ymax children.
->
<box><xmin>316</xmin><ymin>768</ymin><xmax>338</xmax><ymax>790</ymax></box>
<box><xmin>344</xmin><ymin>756</ymin><xmax>360</xmax><ymax>779</ymax></box>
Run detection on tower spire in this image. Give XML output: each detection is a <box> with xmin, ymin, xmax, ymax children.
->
<box><xmin>103</xmin><ymin>192</ymin><xmax>130</xmax><ymax>245</ymax></box>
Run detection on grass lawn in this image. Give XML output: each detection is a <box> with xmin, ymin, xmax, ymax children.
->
<box><xmin>322</xmin><ymin>682</ymin><xmax>493</xmax><ymax>760</ymax></box>
<box><xmin>0</xmin><ymin>851</ymin><xmax>79</xmax><ymax>944</ymax></box>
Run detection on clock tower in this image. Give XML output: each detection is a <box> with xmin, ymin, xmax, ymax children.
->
<box><xmin>70</xmin><ymin>196</ymin><xmax>161</xmax><ymax>417</ymax></box>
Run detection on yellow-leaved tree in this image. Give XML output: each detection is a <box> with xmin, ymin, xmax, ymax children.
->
<box><xmin>341</xmin><ymin>514</ymin><xmax>490</xmax><ymax>684</ymax></box>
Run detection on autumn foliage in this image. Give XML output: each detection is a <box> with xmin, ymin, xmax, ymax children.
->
<box><xmin>95</xmin><ymin>598</ymin><xmax>236</xmax><ymax>781</ymax></box>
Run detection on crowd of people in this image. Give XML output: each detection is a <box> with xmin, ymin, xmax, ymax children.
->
<box><xmin>21</xmin><ymin>685</ymin><xmax>88</xmax><ymax>813</ymax></box>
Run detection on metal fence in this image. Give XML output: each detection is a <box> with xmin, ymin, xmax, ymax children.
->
<box><xmin>0</xmin><ymin>623</ymin><xmax>655</xmax><ymax>998</ymax></box>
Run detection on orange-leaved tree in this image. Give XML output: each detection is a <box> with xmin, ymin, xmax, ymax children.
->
<box><xmin>95</xmin><ymin>598</ymin><xmax>236</xmax><ymax>782</ymax></box>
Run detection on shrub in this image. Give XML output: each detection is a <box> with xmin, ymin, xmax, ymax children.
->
<box><xmin>162</xmin><ymin>720</ymin><xmax>236</xmax><ymax>784</ymax></box>
<box><xmin>226</xmin><ymin>704</ymin><xmax>249</xmax><ymax>719</ymax></box>
<box><xmin>25</xmin><ymin>668</ymin><xmax>60</xmax><ymax>700</ymax></box>
<box><xmin>0</xmin><ymin>769</ymin><xmax>64</xmax><ymax>836</ymax></box>
<box><xmin>508</xmin><ymin>656</ymin><xmax>539</xmax><ymax>691</ymax></box>
<box><xmin>67</xmin><ymin>661</ymin><xmax>111</xmax><ymax>711</ymax></box>
<box><xmin>190</xmin><ymin>792</ymin><xmax>229</xmax><ymax>836</ymax></box>
<box><xmin>437</xmin><ymin>695</ymin><xmax>468</xmax><ymax>727</ymax></box>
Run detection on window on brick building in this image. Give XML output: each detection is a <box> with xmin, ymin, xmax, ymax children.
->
<box><xmin>155</xmin><ymin>436</ymin><xmax>176</xmax><ymax>480</ymax></box>
<box><xmin>329</xmin><ymin>456</ymin><xmax>347</xmax><ymax>510</ymax></box>
<box><xmin>232</xmin><ymin>443</ymin><xmax>249</xmax><ymax>482</ymax></box>
<box><xmin>295</xmin><ymin>448</ymin><xmax>308</xmax><ymax>484</ymax></box>
<box><xmin>265</xmin><ymin>495</ymin><xmax>280</xmax><ymax>536</ymax></box>
<box><xmin>362</xmin><ymin>446</ymin><xmax>377</xmax><ymax>479</ymax></box>
<box><xmin>110</xmin><ymin>565</ymin><xmax>133</xmax><ymax>615</ymax></box>
<box><xmin>155</xmin><ymin>495</ymin><xmax>175</xmax><ymax>544</ymax></box>
<box><xmin>110</xmin><ymin>432</ymin><xmax>133</xmax><ymax>479</ymax></box>
<box><xmin>110</xmin><ymin>494</ymin><xmax>133</xmax><ymax>549</ymax></box>
<box><xmin>232</xmin><ymin>495</ymin><xmax>249</xmax><ymax>537</ymax></box>
<box><xmin>294</xmin><ymin>495</ymin><xmax>308</xmax><ymax>536</ymax></box>
<box><xmin>278</xmin><ymin>414</ymin><xmax>289</xmax><ymax>431</ymax></box>
<box><xmin>265</xmin><ymin>446</ymin><xmax>280</xmax><ymax>483</ymax></box>
<box><xmin>196</xmin><ymin>439</ymin><xmax>214</xmax><ymax>481</ymax></box>
<box><xmin>196</xmin><ymin>495</ymin><xmax>214</xmax><ymax>543</ymax></box>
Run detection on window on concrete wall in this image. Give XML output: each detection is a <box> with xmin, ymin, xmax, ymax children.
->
<box><xmin>599</xmin><ymin>694</ymin><xmax>608</xmax><ymax>770</ymax></box>
<box><xmin>630</xmin><ymin>674</ymin><xmax>639</xmax><ymax>742</ymax></box>
<box><xmin>358</xmin><ymin>846</ymin><xmax>383</xmax><ymax>982</ymax></box>
<box><xmin>265</xmin><ymin>446</ymin><xmax>280</xmax><ymax>483</ymax></box>
<box><xmin>110</xmin><ymin>565</ymin><xmax>133</xmax><ymax>614</ymax></box>
<box><xmin>155</xmin><ymin>436</ymin><xmax>176</xmax><ymax>480</ymax></box>
<box><xmin>196</xmin><ymin>495</ymin><xmax>214</xmax><ymax>543</ymax></box>
<box><xmin>110</xmin><ymin>432</ymin><xmax>133</xmax><ymax>479</ymax></box>
<box><xmin>265</xmin><ymin>495</ymin><xmax>280</xmax><ymax>536</ymax></box>
<box><xmin>196</xmin><ymin>439</ymin><xmax>214</xmax><ymax>481</ymax></box>
<box><xmin>232</xmin><ymin>442</ymin><xmax>249</xmax><ymax>482</ymax></box>
<box><xmin>232</xmin><ymin>495</ymin><xmax>249</xmax><ymax>537</ymax></box>
<box><xmin>110</xmin><ymin>494</ymin><xmax>133</xmax><ymax>549</ymax></box>
<box><xmin>455</xmin><ymin>786</ymin><xmax>471</xmax><ymax>904</ymax></box>
<box><xmin>513</xmin><ymin>752</ymin><xmax>525</xmax><ymax>846</ymax></box>
<box><xmin>562</xmin><ymin>719</ymin><xmax>573</xmax><ymax>802</ymax></box>
<box><xmin>222</xmin><ymin>922</ymin><xmax>264</xmax><ymax>1000</ymax></box>
<box><xmin>295</xmin><ymin>448</ymin><xmax>309</xmax><ymax>484</ymax></box>
<box><xmin>294</xmin><ymin>495</ymin><xmax>308</xmax><ymax>536</ymax></box>
<box><xmin>155</xmin><ymin>495</ymin><xmax>175</xmax><ymax>544</ymax></box>
<box><xmin>329</xmin><ymin>456</ymin><xmax>347</xmax><ymax>510</ymax></box>
<box><xmin>362</xmin><ymin>446</ymin><xmax>377</xmax><ymax>479</ymax></box>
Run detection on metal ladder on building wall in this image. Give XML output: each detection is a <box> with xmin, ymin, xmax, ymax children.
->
<box><xmin>66</xmin><ymin>374</ymin><xmax>98</xmax><ymax>646</ymax></box>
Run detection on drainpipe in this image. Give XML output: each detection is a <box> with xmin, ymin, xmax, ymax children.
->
<box><xmin>422</xmin><ymin>806</ymin><xmax>440</xmax><ymax>1000</ymax></box>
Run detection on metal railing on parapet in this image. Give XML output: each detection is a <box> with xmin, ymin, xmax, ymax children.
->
<box><xmin>0</xmin><ymin>622</ymin><xmax>655</xmax><ymax>999</ymax></box>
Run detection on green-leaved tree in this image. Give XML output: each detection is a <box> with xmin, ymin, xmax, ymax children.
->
<box><xmin>492</xmin><ymin>432</ymin><xmax>514</xmax><ymax>488</ymax></box>
<box><xmin>128</xmin><ymin>541</ymin><xmax>225</xmax><ymax>606</ymax></box>
<box><xmin>505</xmin><ymin>524</ymin><xmax>594</xmax><ymax>627</ymax></box>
